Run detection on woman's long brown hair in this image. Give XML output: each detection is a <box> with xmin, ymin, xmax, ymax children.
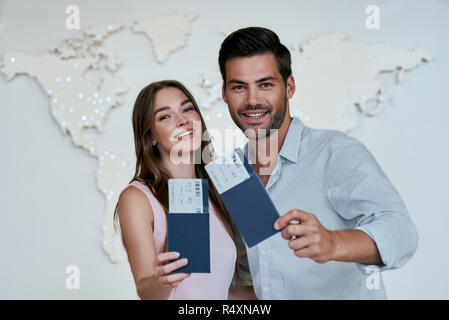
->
<box><xmin>113</xmin><ymin>80</ymin><xmax>241</xmax><ymax>283</ymax></box>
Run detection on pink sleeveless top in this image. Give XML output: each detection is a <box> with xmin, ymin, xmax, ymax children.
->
<box><xmin>124</xmin><ymin>180</ymin><xmax>237</xmax><ymax>300</ymax></box>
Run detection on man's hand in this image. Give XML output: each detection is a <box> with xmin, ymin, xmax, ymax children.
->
<box><xmin>274</xmin><ymin>209</ymin><xmax>340</xmax><ymax>264</ymax></box>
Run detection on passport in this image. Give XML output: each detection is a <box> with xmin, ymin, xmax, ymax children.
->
<box><xmin>167</xmin><ymin>178</ymin><xmax>210</xmax><ymax>273</ymax></box>
<box><xmin>205</xmin><ymin>148</ymin><xmax>280</xmax><ymax>247</ymax></box>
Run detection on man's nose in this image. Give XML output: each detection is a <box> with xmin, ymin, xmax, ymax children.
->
<box><xmin>245</xmin><ymin>86</ymin><xmax>259</xmax><ymax>107</ymax></box>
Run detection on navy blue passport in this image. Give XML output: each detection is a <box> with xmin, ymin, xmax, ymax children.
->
<box><xmin>167</xmin><ymin>179</ymin><xmax>210</xmax><ymax>273</ymax></box>
<box><xmin>206</xmin><ymin>149</ymin><xmax>280</xmax><ymax>248</ymax></box>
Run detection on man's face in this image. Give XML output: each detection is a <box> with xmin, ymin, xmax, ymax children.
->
<box><xmin>222</xmin><ymin>53</ymin><xmax>294</xmax><ymax>140</ymax></box>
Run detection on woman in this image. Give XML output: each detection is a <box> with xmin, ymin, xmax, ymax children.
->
<box><xmin>113</xmin><ymin>80</ymin><xmax>255</xmax><ymax>299</ymax></box>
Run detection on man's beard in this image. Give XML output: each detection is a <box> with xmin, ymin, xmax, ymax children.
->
<box><xmin>231</xmin><ymin>94</ymin><xmax>287</xmax><ymax>140</ymax></box>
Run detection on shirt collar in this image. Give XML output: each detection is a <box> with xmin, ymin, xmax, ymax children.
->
<box><xmin>279</xmin><ymin>116</ymin><xmax>303</xmax><ymax>163</ymax></box>
<box><xmin>243</xmin><ymin>116</ymin><xmax>304</xmax><ymax>164</ymax></box>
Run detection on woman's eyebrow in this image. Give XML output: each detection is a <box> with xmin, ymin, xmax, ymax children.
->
<box><xmin>153</xmin><ymin>106</ymin><xmax>170</xmax><ymax>116</ymax></box>
<box><xmin>180</xmin><ymin>98</ymin><xmax>192</xmax><ymax>106</ymax></box>
<box><xmin>154</xmin><ymin>99</ymin><xmax>192</xmax><ymax>116</ymax></box>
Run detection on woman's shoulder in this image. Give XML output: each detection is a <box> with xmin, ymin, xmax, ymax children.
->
<box><xmin>118</xmin><ymin>180</ymin><xmax>155</xmax><ymax>223</ymax></box>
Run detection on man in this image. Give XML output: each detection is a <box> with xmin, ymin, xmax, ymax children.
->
<box><xmin>219</xmin><ymin>27</ymin><xmax>418</xmax><ymax>299</ymax></box>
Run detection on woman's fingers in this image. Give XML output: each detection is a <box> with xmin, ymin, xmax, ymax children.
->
<box><xmin>159</xmin><ymin>272</ymin><xmax>191</xmax><ymax>286</ymax></box>
<box><xmin>157</xmin><ymin>251</ymin><xmax>180</xmax><ymax>264</ymax></box>
<box><xmin>161</xmin><ymin>258</ymin><xmax>189</xmax><ymax>275</ymax></box>
<box><xmin>155</xmin><ymin>252</ymin><xmax>191</xmax><ymax>286</ymax></box>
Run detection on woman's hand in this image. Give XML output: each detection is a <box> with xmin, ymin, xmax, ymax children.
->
<box><xmin>156</xmin><ymin>252</ymin><xmax>191</xmax><ymax>288</ymax></box>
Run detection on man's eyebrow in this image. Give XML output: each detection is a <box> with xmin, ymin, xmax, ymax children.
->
<box><xmin>256</xmin><ymin>76</ymin><xmax>277</xmax><ymax>83</ymax></box>
<box><xmin>227</xmin><ymin>77</ymin><xmax>278</xmax><ymax>85</ymax></box>
<box><xmin>153</xmin><ymin>99</ymin><xmax>192</xmax><ymax>116</ymax></box>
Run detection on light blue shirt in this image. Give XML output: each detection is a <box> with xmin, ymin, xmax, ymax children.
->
<box><xmin>243</xmin><ymin>116</ymin><xmax>419</xmax><ymax>299</ymax></box>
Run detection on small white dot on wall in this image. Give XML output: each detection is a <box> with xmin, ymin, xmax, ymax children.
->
<box><xmin>69</xmin><ymin>107</ymin><xmax>74</xmax><ymax>113</ymax></box>
<box><xmin>78</xmin><ymin>93</ymin><xmax>83</xmax><ymax>99</ymax></box>
<box><xmin>122</xmin><ymin>162</ymin><xmax>126</xmax><ymax>167</ymax></box>
<box><xmin>10</xmin><ymin>57</ymin><xmax>15</xmax><ymax>62</ymax></box>
<box><xmin>56</xmin><ymin>77</ymin><xmax>61</xmax><ymax>83</ymax></box>
<box><xmin>66</xmin><ymin>76</ymin><xmax>71</xmax><ymax>82</ymax></box>
<box><xmin>117</xmin><ymin>171</ymin><xmax>121</xmax><ymax>177</ymax></box>
<box><xmin>110</xmin><ymin>155</ymin><xmax>115</xmax><ymax>160</ymax></box>
<box><xmin>94</xmin><ymin>92</ymin><xmax>99</xmax><ymax>98</ymax></box>
<box><xmin>217</xmin><ymin>113</ymin><xmax>223</xmax><ymax>118</ymax></box>
<box><xmin>105</xmin><ymin>150</ymin><xmax>109</xmax><ymax>156</ymax></box>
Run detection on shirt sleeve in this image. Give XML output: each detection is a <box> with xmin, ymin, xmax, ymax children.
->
<box><xmin>323</xmin><ymin>132</ymin><xmax>419</xmax><ymax>273</ymax></box>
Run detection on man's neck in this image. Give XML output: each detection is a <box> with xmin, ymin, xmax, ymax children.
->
<box><xmin>249</xmin><ymin>115</ymin><xmax>292</xmax><ymax>184</ymax></box>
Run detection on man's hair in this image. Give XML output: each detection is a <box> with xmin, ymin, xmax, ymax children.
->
<box><xmin>218</xmin><ymin>27</ymin><xmax>292</xmax><ymax>85</ymax></box>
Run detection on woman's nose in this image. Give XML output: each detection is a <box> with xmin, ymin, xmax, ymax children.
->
<box><xmin>175</xmin><ymin>113</ymin><xmax>190</xmax><ymax>127</ymax></box>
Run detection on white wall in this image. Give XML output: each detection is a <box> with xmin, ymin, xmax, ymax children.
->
<box><xmin>0</xmin><ymin>0</ymin><xmax>448</xmax><ymax>299</ymax></box>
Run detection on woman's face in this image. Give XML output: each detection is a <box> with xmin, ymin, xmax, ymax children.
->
<box><xmin>150</xmin><ymin>86</ymin><xmax>203</xmax><ymax>159</ymax></box>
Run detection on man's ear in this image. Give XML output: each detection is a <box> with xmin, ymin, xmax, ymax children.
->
<box><xmin>286</xmin><ymin>75</ymin><xmax>296</xmax><ymax>100</ymax></box>
<box><xmin>222</xmin><ymin>82</ymin><xmax>228</xmax><ymax>103</ymax></box>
